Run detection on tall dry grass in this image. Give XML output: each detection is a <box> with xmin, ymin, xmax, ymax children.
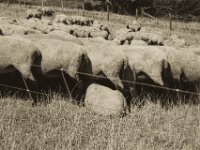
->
<box><xmin>1</xmin><ymin>95</ymin><xmax>200</xmax><ymax>150</ymax></box>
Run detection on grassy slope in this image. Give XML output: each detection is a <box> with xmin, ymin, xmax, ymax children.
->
<box><xmin>0</xmin><ymin>3</ymin><xmax>200</xmax><ymax>150</ymax></box>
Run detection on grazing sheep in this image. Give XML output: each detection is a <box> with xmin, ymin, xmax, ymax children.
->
<box><xmin>165</xmin><ymin>34</ymin><xmax>186</xmax><ymax>47</ymax></box>
<box><xmin>52</xmin><ymin>23</ymin><xmax>78</xmax><ymax>33</ymax></box>
<box><xmin>163</xmin><ymin>47</ymin><xmax>200</xmax><ymax>86</ymax></box>
<box><xmin>70</xmin><ymin>16</ymin><xmax>94</xmax><ymax>26</ymax></box>
<box><xmin>92</xmin><ymin>21</ymin><xmax>110</xmax><ymax>33</ymax></box>
<box><xmin>82</xmin><ymin>44</ymin><xmax>130</xmax><ymax>91</ymax></box>
<box><xmin>130</xmin><ymin>40</ymin><xmax>148</xmax><ymax>46</ymax></box>
<box><xmin>0</xmin><ymin>36</ymin><xmax>42</xmax><ymax>104</ymax></box>
<box><xmin>122</xmin><ymin>46</ymin><xmax>171</xmax><ymax>86</ymax></box>
<box><xmin>0</xmin><ymin>24</ymin><xmax>41</xmax><ymax>35</ymax></box>
<box><xmin>0</xmin><ymin>36</ymin><xmax>40</xmax><ymax>79</ymax></box>
<box><xmin>25</xmin><ymin>32</ymin><xmax>83</xmax><ymax>45</ymax></box>
<box><xmin>41</xmin><ymin>7</ymin><xmax>55</xmax><ymax>17</ymax></box>
<box><xmin>21</xmin><ymin>18</ymin><xmax>54</xmax><ymax>34</ymax></box>
<box><xmin>85</xmin><ymin>83</ymin><xmax>128</xmax><ymax>116</ymax></box>
<box><xmin>54</xmin><ymin>14</ymin><xmax>71</xmax><ymax>24</ymax></box>
<box><xmin>32</xmin><ymin>39</ymin><xmax>91</xmax><ymax>100</ymax></box>
<box><xmin>54</xmin><ymin>14</ymin><xmax>94</xmax><ymax>26</ymax></box>
<box><xmin>48</xmin><ymin>30</ymin><xmax>83</xmax><ymax>45</ymax></box>
<box><xmin>82</xmin><ymin>44</ymin><xmax>135</xmax><ymax>112</ymax></box>
<box><xmin>80</xmin><ymin>37</ymin><xmax>115</xmax><ymax>47</ymax></box>
<box><xmin>26</xmin><ymin>9</ymin><xmax>43</xmax><ymax>20</ymax></box>
<box><xmin>70</xmin><ymin>26</ymin><xmax>109</xmax><ymax>39</ymax></box>
<box><xmin>114</xmin><ymin>32</ymin><xmax>164</xmax><ymax>46</ymax></box>
<box><xmin>126</xmin><ymin>20</ymin><xmax>141</xmax><ymax>32</ymax></box>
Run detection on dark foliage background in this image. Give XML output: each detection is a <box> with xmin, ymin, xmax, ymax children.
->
<box><xmin>1</xmin><ymin>0</ymin><xmax>199</xmax><ymax>20</ymax></box>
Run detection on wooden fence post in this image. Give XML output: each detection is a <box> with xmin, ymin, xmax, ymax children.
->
<box><xmin>107</xmin><ymin>4</ymin><xmax>110</xmax><ymax>21</ymax></box>
<box><xmin>141</xmin><ymin>7</ymin><xmax>144</xmax><ymax>17</ymax></box>
<box><xmin>60</xmin><ymin>0</ymin><xmax>64</xmax><ymax>13</ymax></box>
<box><xmin>106</xmin><ymin>0</ymin><xmax>111</xmax><ymax>22</ymax></box>
<box><xmin>136</xmin><ymin>8</ymin><xmax>138</xmax><ymax>20</ymax></box>
<box><xmin>169</xmin><ymin>13</ymin><xmax>172</xmax><ymax>31</ymax></box>
<box><xmin>82</xmin><ymin>1</ymin><xmax>85</xmax><ymax>16</ymax></box>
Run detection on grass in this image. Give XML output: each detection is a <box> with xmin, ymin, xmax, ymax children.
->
<box><xmin>0</xmin><ymin>3</ymin><xmax>200</xmax><ymax>150</ymax></box>
<box><xmin>1</xmin><ymin>96</ymin><xmax>200</xmax><ymax>150</ymax></box>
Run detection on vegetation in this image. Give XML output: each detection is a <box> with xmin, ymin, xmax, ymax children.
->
<box><xmin>1</xmin><ymin>0</ymin><xmax>200</xmax><ymax>20</ymax></box>
<box><xmin>0</xmin><ymin>3</ymin><xmax>200</xmax><ymax>150</ymax></box>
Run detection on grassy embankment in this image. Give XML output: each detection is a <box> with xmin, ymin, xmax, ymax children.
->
<box><xmin>0</xmin><ymin>3</ymin><xmax>200</xmax><ymax>150</ymax></box>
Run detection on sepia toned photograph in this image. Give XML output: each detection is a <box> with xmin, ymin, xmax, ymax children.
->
<box><xmin>0</xmin><ymin>0</ymin><xmax>200</xmax><ymax>149</ymax></box>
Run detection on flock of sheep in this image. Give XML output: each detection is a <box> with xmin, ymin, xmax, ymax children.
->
<box><xmin>0</xmin><ymin>7</ymin><xmax>199</xmax><ymax>116</ymax></box>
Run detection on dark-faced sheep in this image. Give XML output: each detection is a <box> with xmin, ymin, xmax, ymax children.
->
<box><xmin>26</xmin><ymin>9</ymin><xmax>43</xmax><ymax>20</ymax></box>
<box><xmin>32</xmin><ymin>39</ymin><xmax>91</xmax><ymax>101</ymax></box>
<box><xmin>0</xmin><ymin>36</ymin><xmax>42</xmax><ymax>104</ymax></box>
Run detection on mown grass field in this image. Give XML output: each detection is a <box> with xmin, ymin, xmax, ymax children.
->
<box><xmin>0</xmin><ymin>3</ymin><xmax>200</xmax><ymax>150</ymax></box>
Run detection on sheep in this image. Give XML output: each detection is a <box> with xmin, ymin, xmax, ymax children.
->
<box><xmin>41</xmin><ymin>7</ymin><xmax>55</xmax><ymax>17</ymax></box>
<box><xmin>54</xmin><ymin>14</ymin><xmax>94</xmax><ymax>26</ymax></box>
<box><xmin>54</xmin><ymin>14</ymin><xmax>71</xmax><ymax>24</ymax></box>
<box><xmin>85</xmin><ymin>83</ymin><xmax>128</xmax><ymax>116</ymax></box>
<box><xmin>26</xmin><ymin>9</ymin><xmax>43</xmax><ymax>20</ymax></box>
<box><xmin>31</xmin><ymin>39</ymin><xmax>91</xmax><ymax>101</ymax></box>
<box><xmin>52</xmin><ymin>23</ymin><xmax>78</xmax><ymax>34</ymax></box>
<box><xmin>126</xmin><ymin>20</ymin><xmax>141</xmax><ymax>32</ymax></box>
<box><xmin>130</xmin><ymin>40</ymin><xmax>148</xmax><ymax>46</ymax></box>
<box><xmin>122</xmin><ymin>46</ymin><xmax>172</xmax><ymax>87</ymax></box>
<box><xmin>82</xmin><ymin>44</ymin><xmax>130</xmax><ymax>91</ymax></box>
<box><xmin>70</xmin><ymin>26</ymin><xmax>109</xmax><ymax>39</ymax></box>
<box><xmin>163</xmin><ymin>47</ymin><xmax>200</xmax><ymax>87</ymax></box>
<box><xmin>92</xmin><ymin>20</ymin><xmax>110</xmax><ymax>33</ymax></box>
<box><xmin>48</xmin><ymin>30</ymin><xmax>84</xmax><ymax>45</ymax></box>
<box><xmin>0</xmin><ymin>36</ymin><xmax>42</xmax><ymax>104</ymax></box>
<box><xmin>156</xmin><ymin>46</ymin><xmax>200</xmax><ymax>103</ymax></box>
<box><xmin>81</xmin><ymin>44</ymin><xmax>135</xmax><ymax>112</ymax></box>
<box><xmin>114</xmin><ymin>32</ymin><xmax>164</xmax><ymax>46</ymax></box>
<box><xmin>21</xmin><ymin>18</ymin><xmax>54</xmax><ymax>34</ymax></box>
<box><xmin>164</xmin><ymin>34</ymin><xmax>186</xmax><ymax>47</ymax></box>
<box><xmin>0</xmin><ymin>24</ymin><xmax>42</xmax><ymax>35</ymax></box>
<box><xmin>25</xmin><ymin>32</ymin><xmax>83</xmax><ymax>45</ymax></box>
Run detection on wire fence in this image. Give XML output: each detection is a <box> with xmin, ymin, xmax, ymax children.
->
<box><xmin>0</xmin><ymin>63</ymin><xmax>200</xmax><ymax>103</ymax></box>
<box><xmin>0</xmin><ymin>61</ymin><xmax>200</xmax><ymax>120</ymax></box>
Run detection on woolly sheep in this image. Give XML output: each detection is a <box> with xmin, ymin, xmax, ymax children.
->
<box><xmin>25</xmin><ymin>32</ymin><xmax>83</xmax><ymax>45</ymax></box>
<box><xmin>32</xmin><ymin>39</ymin><xmax>91</xmax><ymax>98</ymax></box>
<box><xmin>126</xmin><ymin>20</ymin><xmax>141</xmax><ymax>32</ymax></box>
<box><xmin>21</xmin><ymin>18</ymin><xmax>54</xmax><ymax>34</ymax></box>
<box><xmin>41</xmin><ymin>7</ymin><xmax>55</xmax><ymax>17</ymax></box>
<box><xmin>0</xmin><ymin>36</ymin><xmax>40</xmax><ymax>80</ymax></box>
<box><xmin>0</xmin><ymin>24</ymin><xmax>41</xmax><ymax>35</ymax></box>
<box><xmin>162</xmin><ymin>47</ymin><xmax>200</xmax><ymax>84</ymax></box>
<box><xmin>122</xmin><ymin>46</ymin><xmax>171</xmax><ymax>86</ymax></box>
<box><xmin>54</xmin><ymin>14</ymin><xmax>94</xmax><ymax>26</ymax></box>
<box><xmin>70</xmin><ymin>26</ymin><xmax>109</xmax><ymax>39</ymax></box>
<box><xmin>114</xmin><ymin>32</ymin><xmax>164</xmax><ymax>46</ymax></box>
<box><xmin>165</xmin><ymin>34</ymin><xmax>186</xmax><ymax>47</ymax></box>
<box><xmin>26</xmin><ymin>9</ymin><xmax>43</xmax><ymax>20</ymax></box>
<box><xmin>130</xmin><ymin>40</ymin><xmax>148</xmax><ymax>46</ymax></box>
<box><xmin>82</xmin><ymin>44</ymin><xmax>131</xmax><ymax>92</ymax></box>
<box><xmin>85</xmin><ymin>83</ymin><xmax>128</xmax><ymax>116</ymax></box>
